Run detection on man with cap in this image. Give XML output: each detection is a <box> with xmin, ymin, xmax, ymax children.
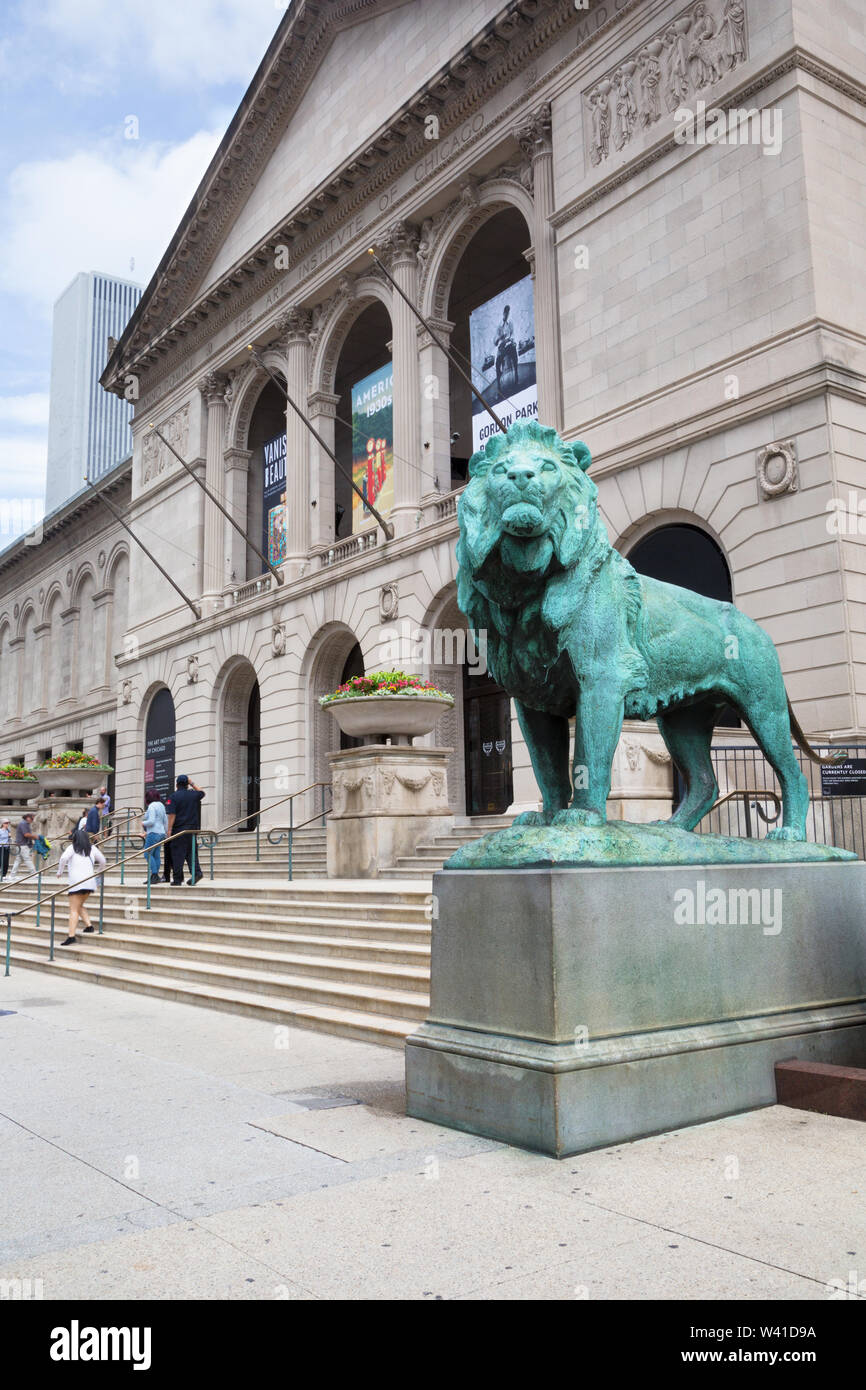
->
<box><xmin>165</xmin><ymin>774</ymin><xmax>205</xmax><ymax>886</ymax></box>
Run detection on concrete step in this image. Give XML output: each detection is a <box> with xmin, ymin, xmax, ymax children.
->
<box><xmin>6</xmin><ymin>950</ymin><xmax>414</xmax><ymax>1047</ymax></box>
<box><xmin>11</xmin><ymin>922</ymin><xmax>429</xmax><ymax>991</ymax></box>
<box><xmin>0</xmin><ymin>885</ymin><xmax>432</xmax><ymax>925</ymax></box>
<box><xmin>8</xmin><ymin>933</ymin><xmax>429</xmax><ymax>1020</ymax></box>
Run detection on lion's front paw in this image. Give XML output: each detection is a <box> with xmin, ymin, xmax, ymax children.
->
<box><xmin>511</xmin><ymin>809</ymin><xmax>555</xmax><ymax>828</ymax></box>
<box><xmin>552</xmin><ymin>807</ymin><xmax>605</xmax><ymax>829</ymax></box>
<box><xmin>766</xmin><ymin>826</ymin><xmax>806</xmax><ymax>843</ymax></box>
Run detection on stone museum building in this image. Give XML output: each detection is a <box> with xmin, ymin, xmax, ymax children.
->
<box><xmin>2</xmin><ymin>0</ymin><xmax>865</xmax><ymax>839</ymax></box>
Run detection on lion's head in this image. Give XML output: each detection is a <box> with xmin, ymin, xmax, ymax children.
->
<box><xmin>456</xmin><ymin>421</ymin><xmax>599</xmax><ymax>585</ymax></box>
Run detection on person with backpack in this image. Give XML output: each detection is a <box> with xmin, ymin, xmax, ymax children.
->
<box><xmin>56</xmin><ymin>828</ymin><xmax>107</xmax><ymax>945</ymax></box>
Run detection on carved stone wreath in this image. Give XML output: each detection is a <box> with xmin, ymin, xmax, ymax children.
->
<box><xmin>756</xmin><ymin>440</ymin><xmax>797</xmax><ymax>500</ymax></box>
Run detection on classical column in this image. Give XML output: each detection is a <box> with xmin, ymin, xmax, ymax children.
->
<box><xmin>278</xmin><ymin>308</ymin><xmax>313</xmax><ymax>572</ymax></box>
<box><xmin>417</xmin><ymin>317</ymin><xmax>455</xmax><ymax>498</ymax></box>
<box><xmin>516</xmin><ymin>103</ymin><xmax>563</xmax><ymax>432</ymax></box>
<box><xmin>199</xmin><ymin>371</ymin><xmax>230</xmax><ymax>602</ymax></box>
<box><xmin>224</xmin><ymin>447</ymin><xmax>252</xmax><ymax>584</ymax></box>
<box><xmin>6</xmin><ymin>636</ymin><xmax>23</xmax><ymax>726</ymax></box>
<box><xmin>32</xmin><ymin>622</ymin><xmax>50</xmax><ymax>714</ymax></box>
<box><xmin>92</xmin><ymin>589</ymin><xmax>113</xmax><ymax>693</ymax></box>
<box><xmin>308</xmin><ymin>390</ymin><xmax>340</xmax><ymax>549</ymax></box>
<box><xmin>382</xmin><ymin>221</ymin><xmax>422</xmax><ymax>534</ymax></box>
<box><xmin>58</xmin><ymin>607</ymin><xmax>79</xmax><ymax>704</ymax></box>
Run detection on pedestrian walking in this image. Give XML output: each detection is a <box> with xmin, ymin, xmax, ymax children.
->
<box><xmin>0</xmin><ymin>819</ymin><xmax>11</xmax><ymax>880</ymax></box>
<box><xmin>56</xmin><ymin>829</ymin><xmax>107</xmax><ymax>945</ymax></box>
<box><xmin>141</xmin><ymin>791</ymin><xmax>168</xmax><ymax>885</ymax></box>
<box><xmin>84</xmin><ymin>801</ymin><xmax>101</xmax><ymax>836</ymax></box>
<box><xmin>165</xmin><ymin>775</ymin><xmax>205</xmax><ymax>886</ymax></box>
<box><xmin>9</xmin><ymin>813</ymin><xmax>37</xmax><ymax>880</ymax></box>
<box><xmin>99</xmin><ymin>786</ymin><xmax>112</xmax><ymax>833</ymax></box>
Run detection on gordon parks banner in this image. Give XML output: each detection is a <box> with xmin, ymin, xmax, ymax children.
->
<box><xmin>351</xmin><ymin>363</ymin><xmax>394</xmax><ymax>533</ymax></box>
<box><xmin>262</xmin><ymin>432</ymin><xmax>287</xmax><ymax>566</ymax></box>
<box><xmin>469</xmin><ymin>275</ymin><xmax>537</xmax><ymax>452</ymax></box>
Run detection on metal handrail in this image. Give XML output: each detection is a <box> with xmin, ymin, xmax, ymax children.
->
<box><xmin>266</xmin><ymin>783</ymin><xmax>332</xmax><ymax>879</ymax></box>
<box><xmin>3</xmin><ymin>781</ymin><xmax>333</xmax><ymax>973</ymax></box>
<box><xmin>1</xmin><ymin>820</ymin><xmax>136</xmax><ymax>897</ymax></box>
<box><xmin>708</xmin><ymin>788</ymin><xmax>781</xmax><ymax>838</ymax></box>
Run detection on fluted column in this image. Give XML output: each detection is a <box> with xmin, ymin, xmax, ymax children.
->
<box><xmin>278</xmin><ymin>308</ymin><xmax>313</xmax><ymax>572</ymax></box>
<box><xmin>199</xmin><ymin>372</ymin><xmax>229</xmax><ymax>601</ymax></box>
<box><xmin>516</xmin><ymin>103</ymin><xmax>563</xmax><ymax>432</ymax></box>
<box><xmin>308</xmin><ymin>390</ymin><xmax>340</xmax><ymax>549</ymax></box>
<box><xmin>382</xmin><ymin>221</ymin><xmax>422</xmax><ymax>535</ymax></box>
<box><xmin>417</xmin><ymin>317</ymin><xmax>455</xmax><ymax>498</ymax></box>
<box><xmin>224</xmin><ymin>447</ymin><xmax>252</xmax><ymax>583</ymax></box>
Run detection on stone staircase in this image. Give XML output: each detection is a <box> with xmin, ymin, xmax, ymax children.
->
<box><xmin>0</xmin><ymin>813</ymin><xmax>513</xmax><ymax>1045</ymax></box>
<box><xmin>0</xmin><ymin>879</ymin><xmax>431</xmax><ymax>1047</ymax></box>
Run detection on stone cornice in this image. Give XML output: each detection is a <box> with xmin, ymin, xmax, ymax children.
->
<box><xmin>0</xmin><ymin>464</ymin><xmax>131</xmax><ymax>586</ymax></box>
<box><xmin>102</xmin><ymin>0</ymin><xmax>610</xmax><ymax>399</ymax></box>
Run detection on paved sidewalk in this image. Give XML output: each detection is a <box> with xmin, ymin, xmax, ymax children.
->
<box><xmin>0</xmin><ymin>970</ymin><xmax>863</xmax><ymax>1301</ymax></box>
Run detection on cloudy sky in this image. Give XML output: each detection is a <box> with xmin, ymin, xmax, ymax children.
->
<box><xmin>0</xmin><ymin>0</ymin><xmax>285</xmax><ymax>544</ymax></box>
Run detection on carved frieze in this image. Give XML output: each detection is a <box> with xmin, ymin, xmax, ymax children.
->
<box><xmin>585</xmin><ymin>0</ymin><xmax>749</xmax><ymax>167</ymax></box>
<box><xmin>141</xmin><ymin>404</ymin><xmax>190</xmax><ymax>486</ymax></box>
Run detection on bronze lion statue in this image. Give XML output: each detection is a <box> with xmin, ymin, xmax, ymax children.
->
<box><xmin>456</xmin><ymin>420</ymin><xmax>816</xmax><ymax>840</ymax></box>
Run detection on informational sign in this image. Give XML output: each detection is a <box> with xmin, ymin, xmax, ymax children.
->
<box><xmin>144</xmin><ymin>688</ymin><xmax>176</xmax><ymax>802</ymax></box>
<box><xmin>469</xmin><ymin>275</ymin><xmax>537</xmax><ymax>452</ymax></box>
<box><xmin>262</xmin><ymin>432</ymin><xmax>287</xmax><ymax>566</ymax></box>
<box><xmin>820</xmin><ymin>758</ymin><xmax>866</xmax><ymax>798</ymax></box>
<box><xmin>351</xmin><ymin>363</ymin><xmax>394</xmax><ymax>533</ymax></box>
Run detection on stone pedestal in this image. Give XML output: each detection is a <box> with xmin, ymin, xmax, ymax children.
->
<box><xmin>405</xmin><ymin>864</ymin><xmax>866</xmax><ymax>1157</ymax></box>
<box><xmin>327</xmin><ymin>744</ymin><xmax>453</xmax><ymax>878</ymax></box>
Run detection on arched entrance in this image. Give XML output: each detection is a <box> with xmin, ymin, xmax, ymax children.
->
<box><xmin>309</xmin><ymin>627</ymin><xmax>364</xmax><ymax>788</ymax></box>
<box><xmin>217</xmin><ymin>659</ymin><xmax>260</xmax><ymax>827</ymax></box>
<box><xmin>144</xmin><ymin>687</ymin><xmax>176</xmax><ymax>802</ymax></box>
<box><xmin>627</xmin><ymin>521</ymin><xmax>739</xmax><ymax>736</ymax></box>
<box><xmin>333</xmin><ymin>302</ymin><xmax>393</xmax><ymax>539</ymax></box>
<box><xmin>246</xmin><ymin>380</ymin><xmax>286</xmax><ymax>580</ymax></box>
<box><xmin>446</xmin><ymin>206</ymin><xmax>534</xmax><ymax>486</ymax></box>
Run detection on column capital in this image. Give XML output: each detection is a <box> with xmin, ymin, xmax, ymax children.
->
<box><xmin>416</xmin><ymin>317</ymin><xmax>455</xmax><ymax>350</ymax></box>
<box><xmin>199</xmin><ymin>370</ymin><xmax>231</xmax><ymax>407</ymax></box>
<box><xmin>379</xmin><ymin>220</ymin><xmax>420</xmax><ymax>270</ymax></box>
<box><xmin>514</xmin><ymin>101</ymin><xmax>552</xmax><ymax>161</ymax></box>
<box><xmin>275</xmin><ymin>306</ymin><xmax>313</xmax><ymax>348</ymax></box>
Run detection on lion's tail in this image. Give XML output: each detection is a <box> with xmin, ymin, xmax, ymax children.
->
<box><xmin>786</xmin><ymin>696</ymin><xmax>842</xmax><ymax>765</ymax></box>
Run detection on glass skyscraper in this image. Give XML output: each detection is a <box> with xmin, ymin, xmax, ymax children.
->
<box><xmin>44</xmin><ymin>271</ymin><xmax>142</xmax><ymax>514</ymax></box>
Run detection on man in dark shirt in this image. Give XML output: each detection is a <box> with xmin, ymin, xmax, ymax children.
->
<box><xmin>85</xmin><ymin>802</ymin><xmax>101</xmax><ymax>835</ymax></box>
<box><xmin>165</xmin><ymin>774</ymin><xmax>205</xmax><ymax>886</ymax></box>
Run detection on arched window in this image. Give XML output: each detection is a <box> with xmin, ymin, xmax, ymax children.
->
<box><xmin>627</xmin><ymin>523</ymin><xmax>738</xmax><ymax>728</ymax></box>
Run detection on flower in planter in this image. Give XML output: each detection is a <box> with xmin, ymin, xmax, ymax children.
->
<box><xmin>37</xmin><ymin>751</ymin><xmax>109</xmax><ymax>769</ymax></box>
<box><xmin>320</xmin><ymin>670</ymin><xmax>454</xmax><ymax>705</ymax></box>
<box><xmin>0</xmin><ymin>764</ymin><xmax>36</xmax><ymax>780</ymax></box>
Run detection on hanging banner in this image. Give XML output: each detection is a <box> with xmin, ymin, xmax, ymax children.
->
<box><xmin>144</xmin><ymin>688</ymin><xmax>176</xmax><ymax>802</ymax></box>
<box><xmin>351</xmin><ymin>363</ymin><xmax>394</xmax><ymax>533</ymax></box>
<box><xmin>262</xmin><ymin>432</ymin><xmax>287</xmax><ymax>565</ymax></box>
<box><xmin>469</xmin><ymin>275</ymin><xmax>537</xmax><ymax>452</ymax></box>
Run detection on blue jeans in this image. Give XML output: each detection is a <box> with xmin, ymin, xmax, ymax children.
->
<box><xmin>144</xmin><ymin>832</ymin><xmax>162</xmax><ymax>876</ymax></box>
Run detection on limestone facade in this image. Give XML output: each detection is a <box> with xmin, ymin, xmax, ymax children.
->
<box><xmin>2</xmin><ymin>0</ymin><xmax>865</xmax><ymax>833</ymax></box>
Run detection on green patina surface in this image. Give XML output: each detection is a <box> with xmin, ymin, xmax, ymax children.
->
<box><xmin>445</xmin><ymin>821</ymin><xmax>856</xmax><ymax>870</ymax></box>
<box><xmin>454</xmin><ymin>420</ymin><xmax>851</xmax><ymax>868</ymax></box>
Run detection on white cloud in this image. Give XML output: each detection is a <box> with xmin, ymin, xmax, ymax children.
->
<box><xmin>0</xmin><ymin>129</ymin><xmax>224</xmax><ymax>313</ymax></box>
<box><xmin>27</xmin><ymin>0</ymin><xmax>281</xmax><ymax>89</ymax></box>
<box><xmin>0</xmin><ymin>394</ymin><xmax>50</xmax><ymax>427</ymax></box>
<box><xmin>0</xmin><ymin>436</ymin><xmax>47</xmax><ymax>499</ymax></box>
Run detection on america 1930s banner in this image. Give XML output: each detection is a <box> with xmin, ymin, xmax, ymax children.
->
<box><xmin>351</xmin><ymin>362</ymin><xmax>394</xmax><ymax>533</ymax></box>
<box><xmin>469</xmin><ymin>275</ymin><xmax>537</xmax><ymax>452</ymax></box>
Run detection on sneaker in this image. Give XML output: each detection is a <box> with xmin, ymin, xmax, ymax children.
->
<box><xmin>60</xmin><ymin>936</ymin><xmax>78</xmax><ymax>946</ymax></box>
<box><xmin>82</xmin><ymin>926</ymin><xmax>95</xmax><ymax>933</ymax></box>
<box><xmin>150</xmin><ymin>875</ymin><xmax>161</xmax><ymax>884</ymax></box>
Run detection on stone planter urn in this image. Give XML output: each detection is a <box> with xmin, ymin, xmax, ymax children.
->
<box><xmin>32</xmin><ymin>765</ymin><xmax>112</xmax><ymax>796</ymax></box>
<box><xmin>323</xmin><ymin>694</ymin><xmax>453</xmax><ymax>746</ymax></box>
<box><xmin>0</xmin><ymin>778</ymin><xmax>38</xmax><ymax>803</ymax></box>
<box><xmin>321</xmin><ymin>688</ymin><xmax>454</xmax><ymax>876</ymax></box>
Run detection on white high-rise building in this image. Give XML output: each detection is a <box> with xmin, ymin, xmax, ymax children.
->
<box><xmin>44</xmin><ymin>271</ymin><xmax>142</xmax><ymax>513</ymax></box>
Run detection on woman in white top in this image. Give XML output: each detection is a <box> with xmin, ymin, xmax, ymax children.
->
<box><xmin>56</xmin><ymin>828</ymin><xmax>107</xmax><ymax>945</ymax></box>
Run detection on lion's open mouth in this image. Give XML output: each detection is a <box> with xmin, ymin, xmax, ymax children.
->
<box><xmin>501</xmin><ymin>502</ymin><xmax>545</xmax><ymax>536</ymax></box>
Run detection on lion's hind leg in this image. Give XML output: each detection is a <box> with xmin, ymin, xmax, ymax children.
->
<box><xmin>741</xmin><ymin>702</ymin><xmax>809</xmax><ymax>842</ymax></box>
<box><xmin>655</xmin><ymin>703</ymin><xmax>719</xmax><ymax>832</ymax></box>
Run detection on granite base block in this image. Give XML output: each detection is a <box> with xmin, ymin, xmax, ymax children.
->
<box><xmin>404</xmin><ymin>864</ymin><xmax>866</xmax><ymax>1157</ymax></box>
